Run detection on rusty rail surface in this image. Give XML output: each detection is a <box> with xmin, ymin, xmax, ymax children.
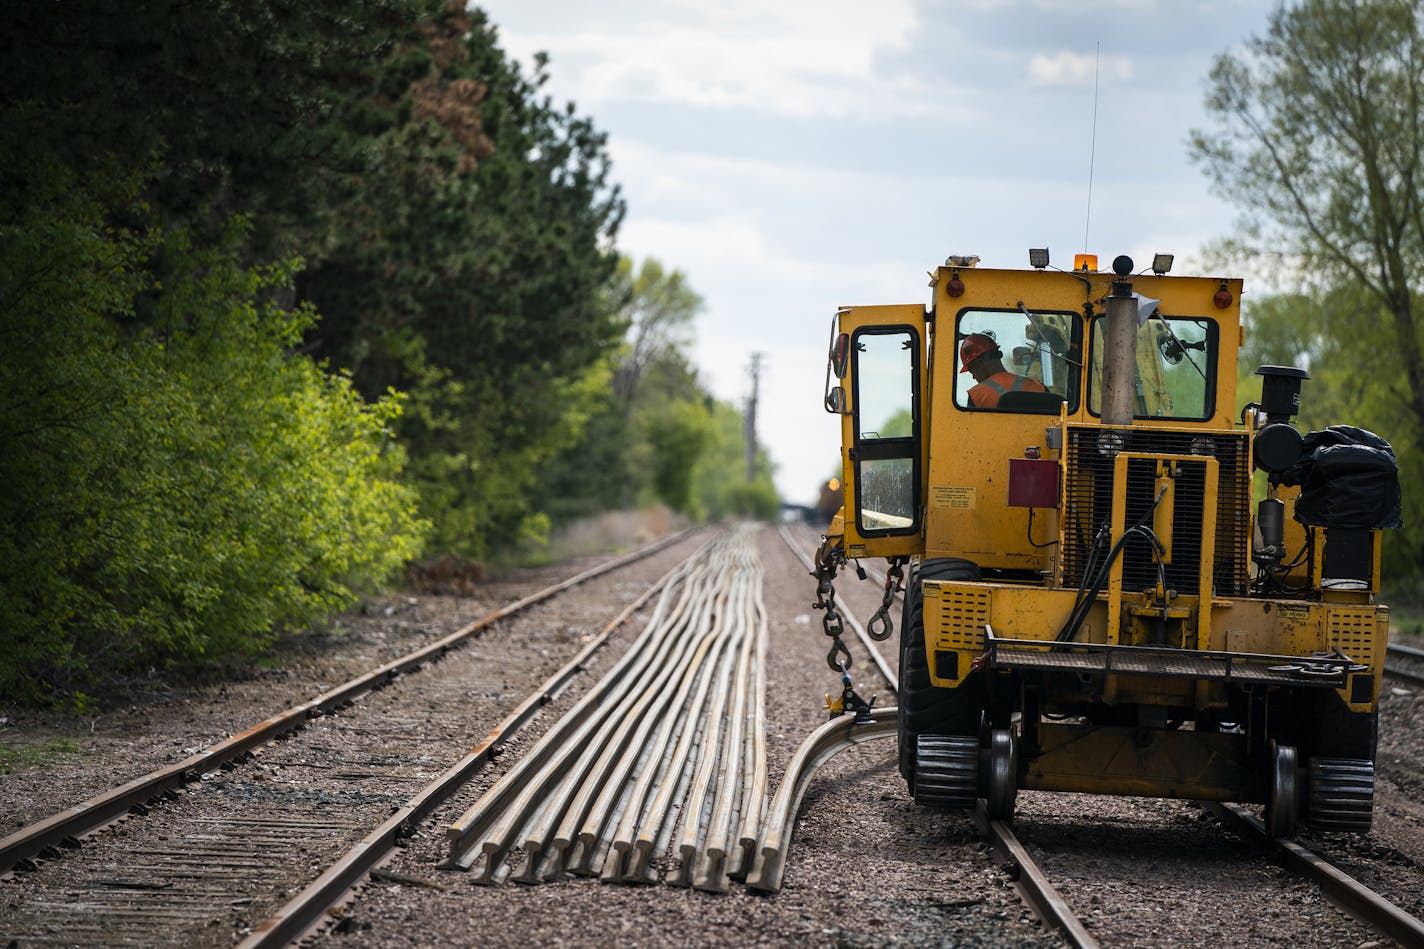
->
<box><xmin>1209</xmin><ymin>802</ymin><xmax>1424</xmax><ymax>945</ymax></box>
<box><xmin>0</xmin><ymin>529</ymin><xmax>695</xmax><ymax>875</ymax></box>
<box><xmin>236</xmin><ymin>546</ymin><xmax>701</xmax><ymax>948</ymax></box>
<box><xmin>442</xmin><ymin>526</ymin><xmax>769</xmax><ymax>894</ymax></box>
<box><xmin>971</xmin><ymin>805</ymin><xmax>1100</xmax><ymax>948</ymax></box>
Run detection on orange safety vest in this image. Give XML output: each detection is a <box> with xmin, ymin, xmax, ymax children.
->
<box><xmin>969</xmin><ymin>371</ymin><xmax>1047</xmax><ymax>409</ymax></box>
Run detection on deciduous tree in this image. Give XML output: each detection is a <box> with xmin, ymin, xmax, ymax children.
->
<box><xmin>1191</xmin><ymin>0</ymin><xmax>1424</xmax><ymax>580</ymax></box>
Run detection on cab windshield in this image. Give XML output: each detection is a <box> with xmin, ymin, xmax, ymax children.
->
<box><xmin>953</xmin><ymin>308</ymin><xmax>1080</xmax><ymax>412</ymax></box>
<box><xmin>1087</xmin><ymin>313</ymin><xmax>1217</xmax><ymax>420</ymax></box>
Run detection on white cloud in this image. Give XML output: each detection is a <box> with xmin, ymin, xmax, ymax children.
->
<box><xmin>492</xmin><ymin>0</ymin><xmax>934</xmax><ymax>118</ymax></box>
<box><xmin>1027</xmin><ymin>50</ymin><xmax>1134</xmax><ymax>86</ymax></box>
<box><xmin>473</xmin><ymin>0</ymin><xmax>1279</xmax><ymax>501</ymax></box>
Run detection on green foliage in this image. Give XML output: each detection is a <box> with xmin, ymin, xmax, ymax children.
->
<box><xmin>1</xmin><ymin>1</ymin><xmax>778</xmax><ymax>704</ymax></box>
<box><xmin>300</xmin><ymin>5</ymin><xmax>625</xmax><ymax>558</ymax></box>
<box><xmin>533</xmin><ymin>358</ymin><xmax>637</xmax><ymax>523</ymax></box>
<box><xmin>646</xmin><ymin>400</ymin><xmax>716</xmax><ymax>516</ymax></box>
<box><xmin>1192</xmin><ymin>0</ymin><xmax>1424</xmax><ymax>582</ymax></box>
<box><xmin>536</xmin><ymin>256</ymin><xmax>780</xmax><ymax>525</ymax></box>
<box><xmin>0</xmin><ymin>173</ymin><xmax>424</xmax><ymax>706</ymax></box>
<box><xmin>877</xmin><ymin>408</ymin><xmax>914</xmax><ymax>439</ymax></box>
<box><xmin>609</xmin><ymin>257</ymin><xmax>703</xmax><ymax>404</ymax></box>
<box><xmin>0</xmin><ymin>739</ymin><xmax>80</xmax><ymax>776</ymax></box>
<box><xmin>692</xmin><ymin>401</ymin><xmax>781</xmax><ymax>521</ymax></box>
<box><xmin>3</xmin><ymin>0</ymin><xmax>436</xmax><ymax>257</ymax></box>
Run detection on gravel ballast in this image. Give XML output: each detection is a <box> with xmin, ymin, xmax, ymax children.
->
<box><xmin>2</xmin><ymin>521</ymin><xmax>1420</xmax><ymax>947</ymax></box>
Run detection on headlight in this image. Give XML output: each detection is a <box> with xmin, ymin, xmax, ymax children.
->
<box><xmin>1189</xmin><ymin>437</ymin><xmax>1216</xmax><ymax>457</ymax></box>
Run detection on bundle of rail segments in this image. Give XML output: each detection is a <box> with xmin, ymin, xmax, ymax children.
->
<box><xmin>443</xmin><ymin>525</ymin><xmax>768</xmax><ymax>893</ymax></box>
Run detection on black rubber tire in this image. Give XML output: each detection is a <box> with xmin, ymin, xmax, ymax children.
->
<box><xmin>1305</xmin><ymin>757</ymin><xmax>1374</xmax><ymax>833</ymax></box>
<box><xmin>898</xmin><ymin>557</ymin><xmax>983</xmax><ymax>785</ymax></box>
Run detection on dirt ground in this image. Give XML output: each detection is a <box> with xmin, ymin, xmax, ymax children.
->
<box><xmin>2</xmin><ymin>517</ymin><xmax>1420</xmax><ymax>948</ymax></box>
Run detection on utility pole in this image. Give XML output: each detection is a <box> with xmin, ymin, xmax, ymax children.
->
<box><xmin>745</xmin><ymin>352</ymin><xmax>762</xmax><ymax>482</ymax></box>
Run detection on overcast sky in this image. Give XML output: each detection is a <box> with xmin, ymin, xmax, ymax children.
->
<box><xmin>478</xmin><ymin>0</ymin><xmax>1279</xmax><ymax>504</ymax></box>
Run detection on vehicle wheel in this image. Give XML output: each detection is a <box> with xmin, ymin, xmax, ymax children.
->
<box><xmin>913</xmin><ymin>734</ymin><xmax>978</xmax><ymax>808</ymax></box>
<box><xmin>985</xmin><ymin>727</ymin><xmax>1018</xmax><ymax>821</ymax></box>
<box><xmin>899</xmin><ymin>557</ymin><xmax>982</xmax><ymax>789</ymax></box>
<box><xmin>1305</xmin><ymin>757</ymin><xmax>1374</xmax><ymax>833</ymax></box>
<box><xmin>1264</xmin><ymin>741</ymin><xmax>1299</xmax><ymax>838</ymax></box>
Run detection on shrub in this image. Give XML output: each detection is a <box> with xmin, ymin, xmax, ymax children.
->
<box><xmin>0</xmin><ymin>171</ymin><xmax>425</xmax><ymax>706</ymax></box>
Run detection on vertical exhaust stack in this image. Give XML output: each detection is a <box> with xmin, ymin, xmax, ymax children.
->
<box><xmin>1102</xmin><ymin>256</ymin><xmax>1138</xmax><ymax>426</ymax></box>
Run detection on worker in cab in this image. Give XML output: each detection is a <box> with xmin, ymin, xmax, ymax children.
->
<box><xmin>960</xmin><ymin>332</ymin><xmax>1047</xmax><ymax>409</ymax></box>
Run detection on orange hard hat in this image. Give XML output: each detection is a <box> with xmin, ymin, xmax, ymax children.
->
<box><xmin>959</xmin><ymin>333</ymin><xmax>999</xmax><ymax>372</ymax></box>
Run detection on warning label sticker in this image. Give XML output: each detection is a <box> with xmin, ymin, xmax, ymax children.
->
<box><xmin>932</xmin><ymin>486</ymin><xmax>976</xmax><ymax>510</ymax></box>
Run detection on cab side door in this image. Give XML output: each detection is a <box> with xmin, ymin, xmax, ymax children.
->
<box><xmin>827</xmin><ymin>304</ymin><xmax>928</xmax><ymax>560</ymax></box>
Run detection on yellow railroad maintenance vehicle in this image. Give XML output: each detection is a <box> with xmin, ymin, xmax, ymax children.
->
<box><xmin>816</xmin><ymin>251</ymin><xmax>1401</xmax><ymax>835</ymax></box>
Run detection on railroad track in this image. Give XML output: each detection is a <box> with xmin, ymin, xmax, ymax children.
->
<box><xmin>771</xmin><ymin>525</ymin><xmax>1424</xmax><ymax>947</ymax></box>
<box><xmin>996</xmin><ymin>785</ymin><xmax>1424</xmax><ymax>948</ymax></box>
<box><xmin>0</xmin><ymin>529</ymin><xmax>706</xmax><ymax>947</ymax></box>
<box><xmin>441</xmin><ymin>525</ymin><xmax>768</xmax><ymax>892</ymax></box>
<box><xmin>1208</xmin><ymin>802</ymin><xmax>1424</xmax><ymax>945</ymax></box>
<box><xmin>764</xmin><ymin>525</ymin><xmax>1097</xmax><ymax>944</ymax></box>
<box><xmin>1386</xmin><ymin>642</ymin><xmax>1424</xmax><ymax>686</ymax></box>
<box><xmin>6</xmin><ymin>521</ymin><xmax>1417</xmax><ymax>946</ymax></box>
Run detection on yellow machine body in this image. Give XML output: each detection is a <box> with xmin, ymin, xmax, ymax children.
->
<box><xmin>822</xmin><ymin>257</ymin><xmax>1391</xmax><ymax>828</ymax></box>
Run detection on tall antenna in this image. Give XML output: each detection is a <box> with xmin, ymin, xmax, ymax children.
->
<box><xmin>1083</xmin><ymin>42</ymin><xmax>1100</xmax><ymax>253</ymax></box>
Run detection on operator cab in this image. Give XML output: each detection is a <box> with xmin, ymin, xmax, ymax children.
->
<box><xmin>951</xmin><ymin>307</ymin><xmax>1221</xmax><ymax>420</ymax></box>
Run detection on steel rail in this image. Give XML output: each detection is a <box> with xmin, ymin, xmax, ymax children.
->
<box><xmin>586</xmin><ymin>535</ymin><xmax>765</xmax><ymax>888</ymax></box>
<box><xmin>594</xmin><ymin>602</ymin><xmax>726</xmax><ymax>883</ymax></box>
<box><xmin>1208</xmin><ymin>802</ymin><xmax>1424</xmax><ymax>945</ymax></box>
<box><xmin>744</xmin><ymin>708</ymin><xmax>1096</xmax><ymax>946</ymax></box>
<box><xmin>768</xmin><ymin>524</ymin><xmax>1099</xmax><ymax>946</ymax></box>
<box><xmin>444</xmin><ymin>526</ymin><xmax>769</xmax><ymax>890</ymax></box>
<box><xmin>235</xmin><ymin>553</ymin><xmax>692</xmax><ymax>948</ymax></box>
<box><xmin>672</xmin><ymin>568</ymin><xmax>749</xmax><ymax>886</ymax></box>
<box><xmin>1385</xmin><ymin>664</ymin><xmax>1424</xmax><ymax>686</ymax></box>
<box><xmin>0</xmin><ymin>528</ymin><xmax>696</xmax><ymax>876</ymax></box>
<box><xmin>475</xmin><ymin>555</ymin><xmax>703</xmax><ymax>877</ymax></box>
<box><xmin>622</xmin><ymin>631</ymin><xmax>723</xmax><ymax>882</ymax></box>
<box><xmin>735</xmin><ymin>577</ymin><xmax>770</xmax><ymax>879</ymax></box>
<box><xmin>448</xmin><ymin>559</ymin><xmax>705</xmax><ymax>879</ymax></box>
<box><xmin>775</xmin><ymin>523</ymin><xmax>898</xmax><ymax>689</ymax></box>
<box><xmin>694</xmin><ymin>562</ymin><xmax>759</xmax><ymax>892</ymax></box>
<box><xmin>970</xmin><ymin>805</ymin><xmax>1100</xmax><ymax>948</ymax></box>
<box><xmin>563</xmin><ymin>565</ymin><xmax>734</xmax><ymax>883</ymax></box>
<box><xmin>746</xmin><ymin>524</ymin><xmax>902</xmax><ymax>896</ymax></box>
<box><xmin>557</xmin><ymin>579</ymin><xmax>726</xmax><ymax>881</ymax></box>
<box><xmin>1388</xmin><ymin>642</ymin><xmax>1424</xmax><ymax>661</ymax></box>
<box><xmin>745</xmin><ymin>709</ymin><xmax>898</xmax><ymax>893</ymax></box>
<box><xmin>619</xmin><ymin>611</ymin><xmax>733</xmax><ymax>884</ymax></box>
<box><xmin>1385</xmin><ymin>643</ymin><xmax>1424</xmax><ymax>685</ymax></box>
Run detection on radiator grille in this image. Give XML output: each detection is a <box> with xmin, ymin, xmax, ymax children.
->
<box><xmin>1327</xmin><ymin>608</ymin><xmax>1379</xmax><ymax>665</ymax></box>
<box><xmin>932</xmin><ymin>586</ymin><xmax>991</xmax><ymax>651</ymax></box>
<box><xmin>1061</xmin><ymin>427</ymin><xmax>1251</xmax><ymax>597</ymax></box>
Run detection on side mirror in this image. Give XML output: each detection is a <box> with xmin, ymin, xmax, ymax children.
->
<box><xmin>825</xmin><ymin>385</ymin><xmax>847</xmax><ymax>414</ymax></box>
<box><xmin>830</xmin><ymin>333</ymin><xmax>850</xmax><ymax>378</ymax></box>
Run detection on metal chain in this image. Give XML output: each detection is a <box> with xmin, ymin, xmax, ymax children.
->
<box><xmin>812</xmin><ymin>537</ymin><xmax>853</xmax><ymax>670</ymax></box>
<box><xmin>866</xmin><ymin>556</ymin><xmax>907</xmax><ymax>641</ymax></box>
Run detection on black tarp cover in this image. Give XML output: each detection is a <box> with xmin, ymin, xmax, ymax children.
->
<box><xmin>1279</xmin><ymin>425</ymin><xmax>1403</xmax><ymax>529</ymax></box>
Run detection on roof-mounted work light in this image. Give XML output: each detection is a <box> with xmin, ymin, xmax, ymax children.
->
<box><xmin>1029</xmin><ymin>247</ymin><xmax>1050</xmax><ymax>269</ymax></box>
<box><xmin>1152</xmin><ymin>253</ymin><xmax>1174</xmax><ymax>275</ymax></box>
